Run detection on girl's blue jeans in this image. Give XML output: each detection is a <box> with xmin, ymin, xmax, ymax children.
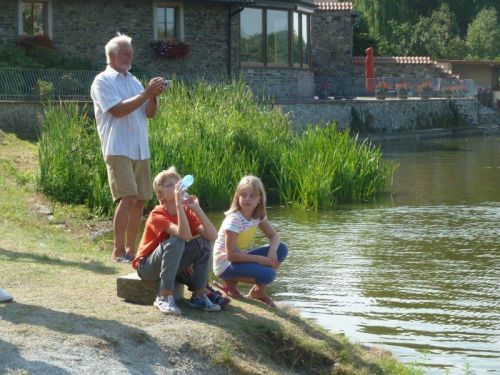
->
<box><xmin>219</xmin><ymin>242</ymin><xmax>288</xmax><ymax>285</ymax></box>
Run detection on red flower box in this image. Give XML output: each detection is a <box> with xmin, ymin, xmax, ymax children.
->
<box><xmin>151</xmin><ymin>40</ymin><xmax>192</xmax><ymax>60</ymax></box>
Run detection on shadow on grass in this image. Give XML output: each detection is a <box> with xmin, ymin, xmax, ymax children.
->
<box><xmin>0</xmin><ymin>246</ymin><xmax>115</xmax><ymax>275</ymax></box>
<box><xmin>180</xmin><ymin>299</ymin><xmax>383</xmax><ymax>374</ymax></box>
<box><xmin>0</xmin><ymin>302</ymin><xmax>175</xmax><ymax>375</ymax></box>
<box><xmin>0</xmin><ymin>337</ymin><xmax>70</xmax><ymax>374</ymax></box>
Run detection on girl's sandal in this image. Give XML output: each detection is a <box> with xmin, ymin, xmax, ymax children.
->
<box><xmin>213</xmin><ymin>281</ymin><xmax>244</xmax><ymax>299</ymax></box>
<box><xmin>245</xmin><ymin>294</ymin><xmax>276</xmax><ymax>307</ymax></box>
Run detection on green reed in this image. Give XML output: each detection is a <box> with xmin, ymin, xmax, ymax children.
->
<box><xmin>38</xmin><ymin>101</ymin><xmax>112</xmax><ymax>214</ymax></box>
<box><xmin>38</xmin><ymin>80</ymin><xmax>394</xmax><ymax>214</ymax></box>
<box><xmin>149</xmin><ymin>79</ymin><xmax>291</xmax><ymax>210</ymax></box>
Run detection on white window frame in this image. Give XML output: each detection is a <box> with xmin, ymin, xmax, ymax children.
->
<box><xmin>153</xmin><ymin>1</ymin><xmax>184</xmax><ymax>41</ymax></box>
<box><xmin>17</xmin><ymin>0</ymin><xmax>53</xmax><ymax>38</ymax></box>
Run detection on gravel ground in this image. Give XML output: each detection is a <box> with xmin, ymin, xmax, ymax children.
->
<box><xmin>0</xmin><ymin>300</ymin><xmax>227</xmax><ymax>375</ymax></box>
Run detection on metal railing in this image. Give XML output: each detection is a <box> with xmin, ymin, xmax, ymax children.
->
<box><xmin>0</xmin><ymin>68</ymin><xmax>478</xmax><ymax>102</ymax></box>
<box><xmin>0</xmin><ymin>68</ymin><xmax>241</xmax><ymax>101</ymax></box>
<box><xmin>315</xmin><ymin>77</ymin><xmax>477</xmax><ymax>99</ymax></box>
<box><xmin>0</xmin><ymin>68</ymin><xmax>100</xmax><ymax>100</ymax></box>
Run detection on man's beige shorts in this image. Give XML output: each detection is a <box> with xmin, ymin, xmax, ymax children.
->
<box><xmin>105</xmin><ymin>155</ymin><xmax>153</xmax><ymax>202</ymax></box>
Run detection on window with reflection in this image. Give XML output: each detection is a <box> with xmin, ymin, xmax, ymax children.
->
<box><xmin>240</xmin><ymin>7</ymin><xmax>311</xmax><ymax>68</ymax></box>
<box><xmin>292</xmin><ymin>12</ymin><xmax>300</xmax><ymax>67</ymax></box>
<box><xmin>266</xmin><ymin>10</ymin><xmax>288</xmax><ymax>66</ymax></box>
<box><xmin>240</xmin><ymin>8</ymin><xmax>263</xmax><ymax>64</ymax></box>
<box><xmin>301</xmin><ymin>13</ymin><xmax>310</xmax><ymax>67</ymax></box>
<box><xmin>22</xmin><ymin>1</ymin><xmax>48</xmax><ymax>35</ymax></box>
<box><xmin>156</xmin><ymin>6</ymin><xmax>177</xmax><ymax>39</ymax></box>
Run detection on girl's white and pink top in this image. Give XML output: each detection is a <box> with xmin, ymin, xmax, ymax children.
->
<box><xmin>213</xmin><ymin>210</ymin><xmax>262</xmax><ymax>277</ymax></box>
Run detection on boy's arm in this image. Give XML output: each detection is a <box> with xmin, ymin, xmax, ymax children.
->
<box><xmin>193</xmin><ymin>209</ymin><xmax>217</xmax><ymax>241</ymax></box>
<box><xmin>165</xmin><ymin>181</ymin><xmax>192</xmax><ymax>240</ymax></box>
<box><xmin>185</xmin><ymin>195</ymin><xmax>217</xmax><ymax>241</ymax></box>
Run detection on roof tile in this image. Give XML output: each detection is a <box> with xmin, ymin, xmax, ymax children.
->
<box><xmin>315</xmin><ymin>1</ymin><xmax>353</xmax><ymax>11</ymax></box>
<box><xmin>352</xmin><ymin>56</ymin><xmax>436</xmax><ymax>65</ymax></box>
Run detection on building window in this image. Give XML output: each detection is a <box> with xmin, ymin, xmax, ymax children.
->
<box><xmin>240</xmin><ymin>8</ymin><xmax>263</xmax><ymax>65</ymax></box>
<box><xmin>301</xmin><ymin>13</ymin><xmax>310</xmax><ymax>68</ymax></box>
<box><xmin>19</xmin><ymin>0</ymin><xmax>50</xmax><ymax>36</ymax></box>
<box><xmin>292</xmin><ymin>12</ymin><xmax>300</xmax><ymax>67</ymax></box>
<box><xmin>266</xmin><ymin>10</ymin><xmax>288</xmax><ymax>66</ymax></box>
<box><xmin>240</xmin><ymin>7</ymin><xmax>311</xmax><ymax>68</ymax></box>
<box><xmin>154</xmin><ymin>2</ymin><xmax>184</xmax><ymax>40</ymax></box>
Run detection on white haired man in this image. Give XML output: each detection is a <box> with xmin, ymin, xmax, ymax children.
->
<box><xmin>91</xmin><ymin>33</ymin><xmax>166</xmax><ymax>262</ymax></box>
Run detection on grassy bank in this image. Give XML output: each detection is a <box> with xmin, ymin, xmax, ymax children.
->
<box><xmin>0</xmin><ymin>130</ymin><xmax>422</xmax><ymax>374</ymax></box>
<box><xmin>38</xmin><ymin>80</ymin><xmax>395</xmax><ymax>214</ymax></box>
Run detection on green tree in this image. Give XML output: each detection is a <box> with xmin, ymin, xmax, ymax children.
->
<box><xmin>465</xmin><ymin>7</ymin><xmax>500</xmax><ymax>59</ymax></box>
<box><xmin>377</xmin><ymin>4</ymin><xmax>466</xmax><ymax>59</ymax></box>
<box><xmin>352</xmin><ymin>0</ymin><xmax>499</xmax><ymax>56</ymax></box>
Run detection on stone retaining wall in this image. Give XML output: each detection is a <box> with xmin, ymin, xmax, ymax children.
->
<box><xmin>1</xmin><ymin>99</ymin><xmax>477</xmax><ymax>141</ymax></box>
<box><xmin>276</xmin><ymin>98</ymin><xmax>476</xmax><ymax>133</ymax></box>
<box><xmin>0</xmin><ymin>101</ymin><xmax>45</xmax><ymax>141</ymax></box>
<box><xmin>242</xmin><ymin>68</ymin><xmax>315</xmax><ymax>101</ymax></box>
<box><xmin>0</xmin><ymin>101</ymin><xmax>92</xmax><ymax>141</ymax></box>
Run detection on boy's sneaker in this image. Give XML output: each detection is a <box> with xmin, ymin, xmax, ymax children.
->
<box><xmin>207</xmin><ymin>291</ymin><xmax>230</xmax><ymax>307</ymax></box>
<box><xmin>154</xmin><ymin>295</ymin><xmax>181</xmax><ymax>315</ymax></box>
<box><xmin>189</xmin><ymin>294</ymin><xmax>221</xmax><ymax>312</ymax></box>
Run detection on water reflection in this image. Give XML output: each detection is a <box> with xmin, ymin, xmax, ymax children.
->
<box><xmin>267</xmin><ymin>137</ymin><xmax>500</xmax><ymax>374</ymax></box>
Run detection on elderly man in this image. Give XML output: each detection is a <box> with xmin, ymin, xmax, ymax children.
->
<box><xmin>91</xmin><ymin>33</ymin><xmax>165</xmax><ymax>262</ymax></box>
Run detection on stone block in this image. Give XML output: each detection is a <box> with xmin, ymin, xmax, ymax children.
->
<box><xmin>117</xmin><ymin>272</ymin><xmax>185</xmax><ymax>305</ymax></box>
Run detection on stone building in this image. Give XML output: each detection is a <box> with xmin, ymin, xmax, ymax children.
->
<box><xmin>0</xmin><ymin>0</ymin><xmax>358</xmax><ymax>100</ymax></box>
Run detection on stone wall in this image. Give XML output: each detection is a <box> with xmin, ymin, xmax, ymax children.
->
<box><xmin>277</xmin><ymin>98</ymin><xmax>475</xmax><ymax>133</ymax></box>
<box><xmin>0</xmin><ymin>101</ymin><xmax>45</xmax><ymax>141</ymax></box>
<box><xmin>242</xmin><ymin>68</ymin><xmax>315</xmax><ymax>101</ymax></box>
<box><xmin>312</xmin><ymin>10</ymin><xmax>355</xmax><ymax>78</ymax></box>
<box><xmin>1</xmin><ymin>98</ymin><xmax>477</xmax><ymax>141</ymax></box>
<box><xmin>0</xmin><ymin>1</ymin><xmax>18</xmax><ymax>47</ymax></box>
<box><xmin>51</xmin><ymin>0</ymin><xmax>231</xmax><ymax>75</ymax></box>
<box><xmin>0</xmin><ymin>101</ymin><xmax>93</xmax><ymax>141</ymax></box>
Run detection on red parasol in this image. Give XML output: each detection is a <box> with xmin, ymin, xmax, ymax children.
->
<box><xmin>365</xmin><ymin>47</ymin><xmax>374</xmax><ymax>94</ymax></box>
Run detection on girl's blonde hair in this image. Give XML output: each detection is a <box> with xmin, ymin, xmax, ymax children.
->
<box><xmin>226</xmin><ymin>175</ymin><xmax>267</xmax><ymax>219</ymax></box>
<box><xmin>153</xmin><ymin>166</ymin><xmax>180</xmax><ymax>196</ymax></box>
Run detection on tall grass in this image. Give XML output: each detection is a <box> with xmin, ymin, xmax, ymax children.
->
<box><xmin>38</xmin><ymin>102</ymin><xmax>112</xmax><ymax>214</ymax></box>
<box><xmin>38</xmin><ymin>80</ymin><xmax>394</xmax><ymax>214</ymax></box>
<box><xmin>149</xmin><ymin>79</ymin><xmax>291</xmax><ymax>209</ymax></box>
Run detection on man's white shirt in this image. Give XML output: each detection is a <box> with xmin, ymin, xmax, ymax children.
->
<box><xmin>90</xmin><ymin>66</ymin><xmax>150</xmax><ymax>160</ymax></box>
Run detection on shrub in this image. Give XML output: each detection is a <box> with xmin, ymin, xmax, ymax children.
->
<box><xmin>0</xmin><ymin>46</ymin><xmax>42</xmax><ymax>69</ymax></box>
<box><xmin>36</xmin><ymin>79</ymin><xmax>55</xmax><ymax>99</ymax></box>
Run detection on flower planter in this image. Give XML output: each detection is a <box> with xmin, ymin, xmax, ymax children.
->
<box><xmin>397</xmin><ymin>94</ymin><xmax>408</xmax><ymax>100</ymax></box>
<box><xmin>151</xmin><ymin>40</ymin><xmax>192</xmax><ymax>59</ymax></box>
<box><xmin>376</xmin><ymin>95</ymin><xmax>386</xmax><ymax>100</ymax></box>
<box><xmin>420</xmin><ymin>95</ymin><xmax>430</xmax><ymax>100</ymax></box>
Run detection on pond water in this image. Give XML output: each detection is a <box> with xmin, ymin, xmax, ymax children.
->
<box><xmin>106</xmin><ymin>135</ymin><xmax>498</xmax><ymax>373</ymax></box>
<box><xmin>260</xmin><ymin>136</ymin><xmax>499</xmax><ymax>374</ymax></box>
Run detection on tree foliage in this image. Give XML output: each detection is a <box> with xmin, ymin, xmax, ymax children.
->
<box><xmin>352</xmin><ymin>0</ymin><xmax>500</xmax><ymax>59</ymax></box>
<box><xmin>466</xmin><ymin>7</ymin><xmax>500</xmax><ymax>60</ymax></box>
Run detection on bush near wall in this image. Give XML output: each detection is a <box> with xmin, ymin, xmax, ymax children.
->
<box><xmin>0</xmin><ymin>35</ymin><xmax>96</xmax><ymax>70</ymax></box>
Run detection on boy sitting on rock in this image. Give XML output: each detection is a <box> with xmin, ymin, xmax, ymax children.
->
<box><xmin>132</xmin><ymin>167</ymin><xmax>220</xmax><ymax>314</ymax></box>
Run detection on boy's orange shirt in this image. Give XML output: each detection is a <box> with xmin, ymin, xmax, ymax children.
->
<box><xmin>132</xmin><ymin>205</ymin><xmax>201</xmax><ymax>269</ymax></box>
